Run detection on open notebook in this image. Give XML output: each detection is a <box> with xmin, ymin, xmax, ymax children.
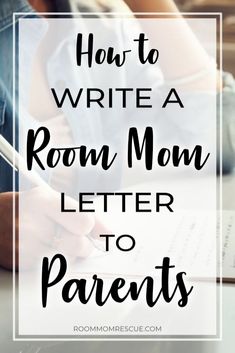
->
<box><xmin>75</xmin><ymin>210</ymin><xmax>235</xmax><ymax>284</ymax></box>
<box><xmin>221</xmin><ymin>211</ymin><xmax>235</xmax><ymax>283</ymax></box>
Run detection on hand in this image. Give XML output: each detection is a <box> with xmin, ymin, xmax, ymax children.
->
<box><xmin>0</xmin><ymin>187</ymin><xmax>95</xmax><ymax>271</ymax></box>
<box><xmin>0</xmin><ymin>192</ymin><xmax>18</xmax><ymax>270</ymax></box>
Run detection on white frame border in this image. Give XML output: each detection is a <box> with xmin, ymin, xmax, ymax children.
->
<box><xmin>12</xmin><ymin>11</ymin><xmax>223</xmax><ymax>342</ymax></box>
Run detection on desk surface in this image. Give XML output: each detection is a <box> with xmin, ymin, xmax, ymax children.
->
<box><xmin>1</xmin><ymin>176</ymin><xmax>234</xmax><ymax>353</ymax></box>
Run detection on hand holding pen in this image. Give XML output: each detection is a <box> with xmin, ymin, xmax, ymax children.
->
<box><xmin>0</xmin><ymin>134</ymin><xmax>107</xmax><ymax>270</ymax></box>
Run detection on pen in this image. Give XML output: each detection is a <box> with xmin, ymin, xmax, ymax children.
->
<box><xmin>0</xmin><ymin>134</ymin><xmax>49</xmax><ymax>188</ymax></box>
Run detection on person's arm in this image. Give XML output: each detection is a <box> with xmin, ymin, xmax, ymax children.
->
<box><xmin>124</xmin><ymin>0</ymin><xmax>222</xmax><ymax>91</ymax></box>
<box><xmin>122</xmin><ymin>1</ymin><xmax>235</xmax><ymax>173</ymax></box>
<box><xmin>124</xmin><ymin>0</ymin><xmax>179</xmax><ymax>13</ymax></box>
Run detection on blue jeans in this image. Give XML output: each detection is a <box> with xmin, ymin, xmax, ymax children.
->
<box><xmin>0</xmin><ymin>0</ymin><xmax>32</xmax><ymax>192</ymax></box>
